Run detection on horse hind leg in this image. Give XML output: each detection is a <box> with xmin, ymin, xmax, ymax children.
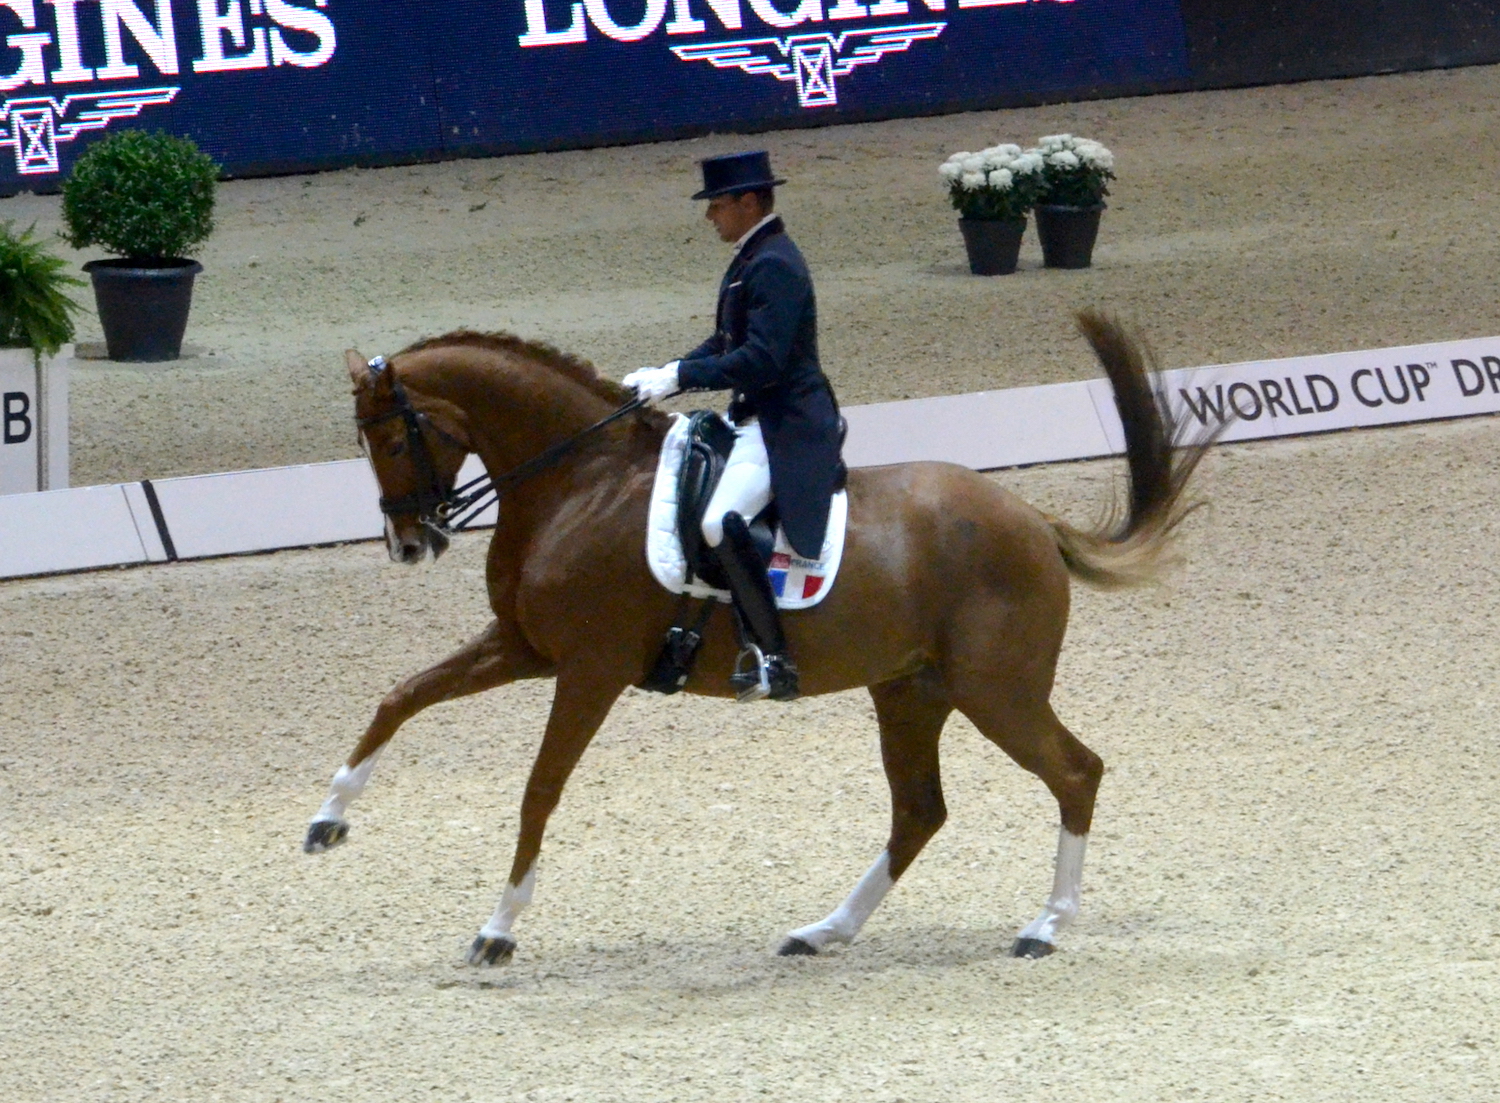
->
<box><xmin>779</xmin><ymin>671</ymin><xmax>951</xmax><ymax>956</ymax></box>
<box><xmin>955</xmin><ymin>693</ymin><xmax>1102</xmax><ymax>959</ymax></box>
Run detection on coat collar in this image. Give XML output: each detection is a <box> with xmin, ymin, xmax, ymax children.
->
<box><xmin>730</xmin><ymin>215</ymin><xmax>784</xmax><ymax>266</ymax></box>
<box><xmin>732</xmin><ymin>213</ymin><xmax>783</xmax><ymax>257</ymax></box>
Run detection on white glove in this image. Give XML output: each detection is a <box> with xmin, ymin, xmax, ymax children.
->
<box><xmin>622</xmin><ymin>361</ymin><xmax>680</xmax><ymax>404</ymax></box>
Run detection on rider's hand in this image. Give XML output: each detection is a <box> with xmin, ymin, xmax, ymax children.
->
<box><xmin>622</xmin><ymin>362</ymin><xmax>680</xmax><ymax>404</ymax></box>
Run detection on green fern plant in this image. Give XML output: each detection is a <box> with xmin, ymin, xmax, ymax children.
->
<box><xmin>61</xmin><ymin>130</ymin><xmax>218</xmax><ymax>261</ymax></box>
<box><xmin>0</xmin><ymin>221</ymin><xmax>82</xmax><ymax>358</ymax></box>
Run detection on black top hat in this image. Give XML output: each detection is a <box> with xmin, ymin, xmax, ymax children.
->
<box><xmin>692</xmin><ymin>151</ymin><xmax>786</xmax><ymax>200</ymax></box>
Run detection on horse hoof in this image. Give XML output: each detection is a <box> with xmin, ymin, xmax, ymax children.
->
<box><xmin>468</xmin><ymin>934</ymin><xmax>516</xmax><ymax>966</ymax></box>
<box><xmin>303</xmin><ymin>819</ymin><xmax>349</xmax><ymax>853</ymax></box>
<box><xmin>777</xmin><ymin>936</ymin><xmax>818</xmax><ymax>957</ymax></box>
<box><xmin>1010</xmin><ymin>937</ymin><xmax>1055</xmax><ymax>959</ymax></box>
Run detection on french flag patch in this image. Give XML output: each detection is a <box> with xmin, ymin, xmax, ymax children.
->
<box><xmin>768</xmin><ymin>550</ymin><xmax>828</xmax><ymax>603</ymax></box>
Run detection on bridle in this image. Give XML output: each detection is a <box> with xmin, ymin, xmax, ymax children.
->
<box><xmin>356</xmin><ymin>355</ymin><xmax>646</xmax><ymax>534</ymax></box>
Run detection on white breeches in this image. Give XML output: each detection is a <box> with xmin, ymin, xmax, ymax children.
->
<box><xmin>701</xmin><ymin>420</ymin><xmax>771</xmax><ymax>548</ymax></box>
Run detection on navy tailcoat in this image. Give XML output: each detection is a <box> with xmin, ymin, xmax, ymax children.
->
<box><xmin>677</xmin><ymin>217</ymin><xmax>846</xmax><ymax>558</ymax></box>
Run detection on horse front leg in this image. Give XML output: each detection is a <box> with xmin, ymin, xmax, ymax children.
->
<box><xmin>468</xmin><ymin>667</ymin><xmax>624</xmax><ymax>966</ymax></box>
<box><xmin>303</xmin><ymin>618</ymin><xmax>551</xmax><ymax>852</ymax></box>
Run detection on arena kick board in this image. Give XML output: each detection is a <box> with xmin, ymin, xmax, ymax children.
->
<box><xmin>2</xmin><ymin>334</ymin><xmax>1499</xmax><ymax>581</ymax></box>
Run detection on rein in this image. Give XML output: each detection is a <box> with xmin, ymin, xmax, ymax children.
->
<box><xmin>358</xmin><ymin>355</ymin><xmax>646</xmax><ymax>533</ymax></box>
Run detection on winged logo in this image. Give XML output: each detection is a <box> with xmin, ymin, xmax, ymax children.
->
<box><xmin>1</xmin><ymin>87</ymin><xmax>180</xmax><ymax>176</ymax></box>
<box><xmin>672</xmin><ymin>22</ymin><xmax>946</xmax><ymax>108</ymax></box>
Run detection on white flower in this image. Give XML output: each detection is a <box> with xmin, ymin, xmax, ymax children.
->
<box><xmin>959</xmin><ymin>170</ymin><xmax>986</xmax><ymax>190</ymax></box>
<box><xmin>1049</xmin><ymin>149</ymin><xmax>1080</xmax><ymax>169</ymax></box>
<box><xmin>939</xmin><ymin>161</ymin><xmax>963</xmax><ymax>183</ymax></box>
<box><xmin>961</xmin><ymin>155</ymin><xmax>986</xmax><ymax>174</ymax></box>
<box><xmin>1038</xmin><ymin>133</ymin><xmax>1072</xmax><ymax>151</ymax></box>
<box><xmin>1014</xmin><ymin>151</ymin><xmax>1045</xmax><ymax>175</ymax></box>
<box><xmin>987</xmin><ymin>167</ymin><xmax>1013</xmax><ymax>190</ymax></box>
<box><xmin>1074</xmin><ymin>140</ymin><xmax>1114</xmax><ymax>170</ymax></box>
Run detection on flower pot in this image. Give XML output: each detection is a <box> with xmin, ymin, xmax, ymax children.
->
<box><xmin>83</xmin><ymin>258</ymin><xmax>203</xmax><ymax>362</ymax></box>
<box><xmin>1035</xmin><ymin>204</ymin><xmax>1105</xmax><ymax>269</ymax></box>
<box><xmin>958</xmin><ymin>217</ymin><xmax>1026</xmax><ymax>276</ymax></box>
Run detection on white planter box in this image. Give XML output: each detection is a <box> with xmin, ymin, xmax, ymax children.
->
<box><xmin>0</xmin><ymin>345</ymin><xmax>69</xmax><ymax>495</ymax></box>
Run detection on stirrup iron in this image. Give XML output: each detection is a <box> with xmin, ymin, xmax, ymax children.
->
<box><xmin>731</xmin><ymin>643</ymin><xmax>771</xmax><ymax>703</ymax></box>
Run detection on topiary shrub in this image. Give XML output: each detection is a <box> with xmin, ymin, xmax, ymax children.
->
<box><xmin>0</xmin><ymin>221</ymin><xmax>82</xmax><ymax>357</ymax></box>
<box><xmin>61</xmin><ymin>130</ymin><xmax>219</xmax><ymax>261</ymax></box>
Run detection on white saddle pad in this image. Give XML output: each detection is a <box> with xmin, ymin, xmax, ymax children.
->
<box><xmin>646</xmin><ymin>413</ymin><xmax>847</xmax><ymax>609</ymax></box>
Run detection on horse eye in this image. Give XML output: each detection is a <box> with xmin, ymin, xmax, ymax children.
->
<box><xmin>388</xmin><ymin>441</ymin><xmax>406</xmax><ymax>457</ymax></box>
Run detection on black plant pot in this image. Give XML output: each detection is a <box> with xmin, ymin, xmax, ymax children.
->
<box><xmin>958</xmin><ymin>217</ymin><xmax>1026</xmax><ymax>276</ymax></box>
<box><xmin>1035</xmin><ymin>204</ymin><xmax>1105</xmax><ymax>269</ymax></box>
<box><xmin>84</xmin><ymin>258</ymin><xmax>203</xmax><ymax>362</ymax></box>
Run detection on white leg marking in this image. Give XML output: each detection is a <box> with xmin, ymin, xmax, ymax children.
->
<box><xmin>1018</xmin><ymin>829</ymin><xmax>1088</xmax><ymax>945</ymax></box>
<box><xmin>479</xmin><ymin>865</ymin><xmax>536</xmax><ymax>941</ymax></box>
<box><xmin>312</xmin><ymin>749</ymin><xmax>383</xmax><ymax>824</ymax></box>
<box><xmin>787</xmin><ymin>851</ymin><xmax>895</xmax><ymax>951</ymax></box>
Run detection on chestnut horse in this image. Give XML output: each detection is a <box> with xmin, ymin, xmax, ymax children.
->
<box><xmin>305</xmin><ymin>310</ymin><xmax>1208</xmax><ymax>965</ymax></box>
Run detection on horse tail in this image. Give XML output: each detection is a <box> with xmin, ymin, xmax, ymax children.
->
<box><xmin>1048</xmin><ymin>308</ymin><xmax>1216</xmax><ymax>590</ymax></box>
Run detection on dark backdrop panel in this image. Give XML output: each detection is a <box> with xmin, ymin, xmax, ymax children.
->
<box><xmin>3</xmin><ymin>1</ymin><xmax>1499</xmax><ymax>195</ymax></box>
<box><xmin>0</xmin><ymin>2</ymin><xmax>442</xmax><ymax>193</ymax></box>
<box><xmin>176</xmin><ymin>5</ymin><xmax>442</xmax><ymax>176</ymax></box>
<box><xmin>1179</xmin><ymin>0</ymin><xmax>1500</xmax><ymax>86</ymax></box>
<box><xmin>427</xmin><ymin>0</ymin><xmax>1189</xmax><ymax>155</ymax></box>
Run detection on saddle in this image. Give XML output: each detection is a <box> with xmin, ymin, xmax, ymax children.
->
<box><xmin>674</xmin><ymin>410</ymin><xmax>776</xmax><ymax>590</ymax></box>
<box><xmin>640</xmin><ymin>411</ymin><xmax>849</xmax><ymax>694</ymax></box>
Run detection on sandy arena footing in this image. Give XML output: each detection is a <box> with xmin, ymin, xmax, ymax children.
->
<box><xmin>2</xmin><ymin>66</ymin><xmax>1498</xmax><ymax>1102</ymax></box>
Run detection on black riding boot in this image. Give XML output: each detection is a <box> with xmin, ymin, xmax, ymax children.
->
<box><xmin>714</xmin><ymin>511</ymin><xmax>800</xmax><ymax>702</ymax></box>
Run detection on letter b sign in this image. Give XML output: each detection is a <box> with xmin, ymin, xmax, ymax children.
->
<box><xmin>3</xmin><ymin>391</ymin><xmax>31</xmax><ymax>443</ymax></box>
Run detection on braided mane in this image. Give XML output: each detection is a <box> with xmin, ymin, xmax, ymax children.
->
<box><xmin>399</xmin><ymin>329</ymin><xmax>640</xmax><ymax>410</ymax></box>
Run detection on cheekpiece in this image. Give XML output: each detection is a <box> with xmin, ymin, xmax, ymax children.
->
<box><xmin>693</xmin><ymin>151</ymin><xmax>786</xmax><ymax>200</ymax></box>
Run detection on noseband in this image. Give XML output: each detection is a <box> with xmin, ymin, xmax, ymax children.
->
<box><xmin>356</xmin><ymin>356</ymin><xmax>463</xmax><ymax>526</ymax></box>
<box><xmin>357</xmin><ymin>355</ymin><xmax>647</xmax><ymax>533</ymax></box>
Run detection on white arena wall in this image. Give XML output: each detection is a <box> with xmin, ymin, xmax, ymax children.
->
<box><xmin>2</xmin><ymin>333</ymin><xmax>1499</xmax><ymax>582</ymax></box>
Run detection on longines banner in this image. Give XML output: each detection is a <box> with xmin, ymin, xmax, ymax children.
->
<box><xmin>0</xmin><ymin>0</ymin><xmax>1189</xmax><ymax>189</ymax></box>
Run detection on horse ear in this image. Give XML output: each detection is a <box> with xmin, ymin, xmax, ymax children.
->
<box><xmin>345</xmin><ymin>349</ymin><xmax>368</xmax><ymax>392</ymax></box>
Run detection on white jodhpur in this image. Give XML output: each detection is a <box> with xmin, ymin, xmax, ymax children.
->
<box><xmin>478</xmin><ymin>865</ymin><xmax>536</xmax><ymax>943</ymax></box>
<box><xmin>700</xmin><ymin>419</ymin><xmax>771</xmax><ymax>548</ymax></box>
<box><xmin>312</xmin><ymin>749</ymin><xmax>383</xmax><ymax>826</ymax></box>
<box><xmin>786</xmin><ymin>851</ymin><xmax>896</xmax><ymax>952</ymax></box>
<box><xmin>1017</xmin><ymin>829</ymin><xmax>1088</xmax><ymax>946</ymax></box>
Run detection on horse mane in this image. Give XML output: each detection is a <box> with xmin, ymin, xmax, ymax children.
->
<box><xmin>399</xmin><ymin>330</ymin><xmax>664</xmax><ymax>426</ymax></box>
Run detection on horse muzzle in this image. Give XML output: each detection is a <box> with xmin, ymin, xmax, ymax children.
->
<box><xmin>385</xmin><ymin>517</ymin><xmax>451</xmax><ymax>564</ymax></box>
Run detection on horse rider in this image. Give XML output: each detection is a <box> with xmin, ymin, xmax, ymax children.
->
<box><xmin>624</xmin><ymin>150</ymin><xmax>846</xmax><ymax>702</ymax></box>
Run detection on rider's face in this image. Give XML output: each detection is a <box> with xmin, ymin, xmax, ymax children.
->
<box><xmin>705</xmin><ymin>192</ymin><xmax>767</xmax><ymax>243</ymax></box>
